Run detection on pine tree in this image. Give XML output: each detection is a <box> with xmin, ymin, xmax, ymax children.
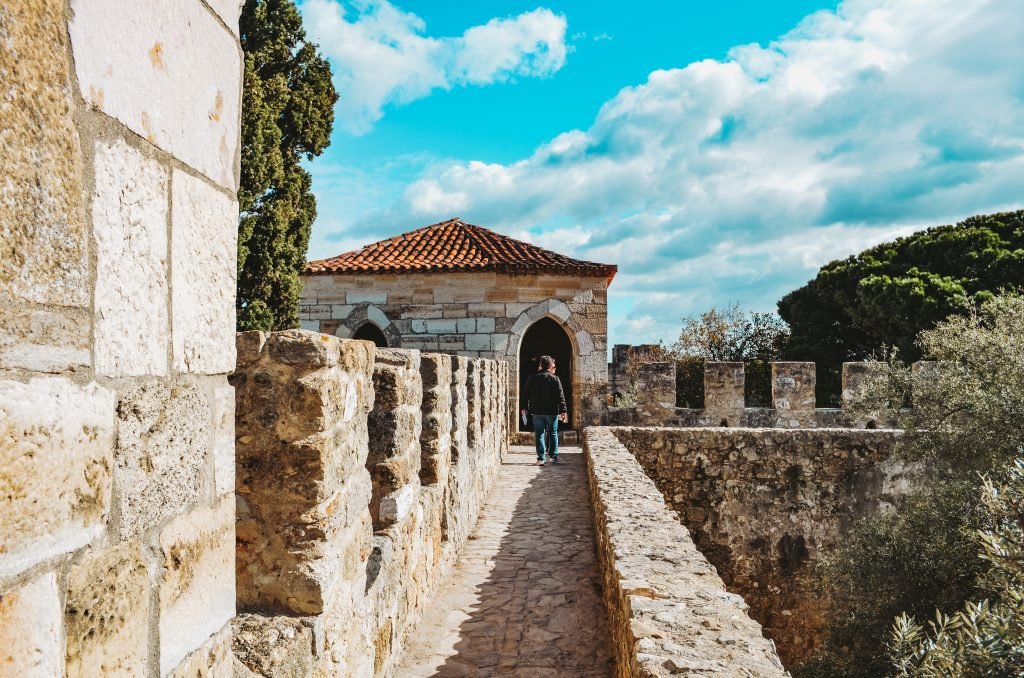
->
<box><xmin>237</xmin><ymin>0</ymin><xmax>337</xmax><ymax>330</ymax></box>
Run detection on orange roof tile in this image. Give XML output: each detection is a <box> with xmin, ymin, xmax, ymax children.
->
<box><xmin>305</xmin><ymin>218</ymin><xmax>617</xmax><ymax>282</ymax></box>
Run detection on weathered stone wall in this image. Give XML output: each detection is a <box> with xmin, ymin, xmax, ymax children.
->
<box><xmin>232</xmin><ymin>330</ymin><xmax>508</xmax><ymax>677</ymax></box>
<box><xmin>299</xmin><ymin>270</ymin><xmax>610</xmax><ymax>428</ymax></box>
<box><xmin>607</xmin><ymin>360</ymin><xmax>906</xmax><ymax>429</ymax></box>
<box><xmin>0</xmin><ymin>2</ymin><xmax>242</xmax><ymax>675</ymax></box>
<box><xmin>610</xmin><ymin>426</ymin><xmax>914</xmax><ymax>666</ymax></box>
<box><xmin>584</xmin><ymin>428</ymin><xmax>788</xmax><ymax>677</ymax></box>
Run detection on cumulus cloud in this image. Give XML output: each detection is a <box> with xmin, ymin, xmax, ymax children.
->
<box><xmin>351</xmin><ymin>0</ymin><xmax>1023</xmax><ymax>344</ymax></box>
<box><xmin>301</xmin><ymin>1</ymin><xmax>567</xmax><ymax>133</ymax></box>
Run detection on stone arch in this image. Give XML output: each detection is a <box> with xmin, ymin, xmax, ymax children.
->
<box><xmin>502</xmin><ymin>299</ymin><xmax>595</xmax><ymax>431</ymax></box>
<box><xmin>334</xmin><ymin>303</ymin><xmax>401</xmax><ymax>348</ymax></box>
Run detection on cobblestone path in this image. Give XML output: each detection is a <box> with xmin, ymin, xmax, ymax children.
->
<box><xmin>398</xmin><ymin>445</ymin><xmax>614</xmax><ymax>677</ymax></box>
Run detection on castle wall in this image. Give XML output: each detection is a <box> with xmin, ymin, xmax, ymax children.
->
<box><xmin>608</xmin><ymin>426</ymin><xmax>918</xmax><ymax>666</ymax></box>
<box><xmin>584</xmin><ymin>428</ymin><xmax>788</xmax><ymax>676</ymax></box>
<box><xmin>608</xmin><ymin>359</ymin><xmax>901</xmax><ymax>429</ymax></box>
<box><xmin>232</xmin><ymin>330</ymin><xmax>509</xmax><ymax>676</ymax></box>
<box><xmin>0</xmin><ymin>2</ymin><xmax>242</xmax><ymax>675</ymax></box>
<box><xmin>299</xmin><ymin>270</ymin><xmax>611</xmax><ymax>427</ymax></box>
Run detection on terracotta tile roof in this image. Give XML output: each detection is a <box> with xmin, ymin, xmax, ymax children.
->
<box><xmin>305</xmin><ymin>218</ymin><xmax>617</xmax><ymax>281</ymax></box>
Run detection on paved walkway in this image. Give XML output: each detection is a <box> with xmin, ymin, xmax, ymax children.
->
<box><xmin>398</xmin><ymin>445</ymin><xmax>614</xmax><ymax>677</ymax></box>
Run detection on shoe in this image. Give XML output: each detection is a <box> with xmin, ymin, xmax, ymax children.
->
<box><xmin>550</xmin><ymin>456</ymin><xmax>559</xmax><ymax>464</ymax></box>
<box><xmin>536</xmin><ymin>459</ymin><xmax>545</xmax><ymax>466</ymax></box>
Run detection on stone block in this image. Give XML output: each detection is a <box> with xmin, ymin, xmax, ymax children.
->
<box><xmin>550</xmin><ymin>301</ymin><xmax>571</xmax><ymax>322</ymax></box>
<box><xmin>93</xmin><ymin>138</ymin><xmax>169</xmax><ymax>377</ymax></box>
<box><xmin>232</xmin><ymin>614</ymin><xmax>316</xmax><ymax>678</ymax></box>
<box><xmin>425</xmin><ymin>319</ymin><xmax>457</xmax><ymax>334</ymax></box>
<box><xmin>491</xmin><ymin>334</ymin><xmax>510</xmax><ymax>352</ymax></box>
<box><xmin>0</xmin><ymin>0</ymin><xmax>88</xmax><ymax>308</ymax></box>
<box><xmin>299</xmin><ymin>319</ymin><xmax>320</xmax><ymax>332</ymax></box>
<box><xmin>113</xmin><ymin>379</ymin><xmax>210</xmax><ymax>539</ymax></box>
<box><xmin>0</xmin><ymin>572</ymin><xmax>62</xmax><ymax>677</ymax></box>
<box><xmin>212</xmin><ymin>383</ymin><xmax>235</xmax><ymax>496</ymax></box>
<box><xmin>204</xmin><ymin>0</ymin><xmax>243</xmax><ymax>35</ymax></box>
<box><xmin>842</xmin><ymin>362</ymin><xmax>885</xmax><ymax>405</ymax></box>
<box><xmin>159</xmin><ymin>496</ymin><xmax>235</xmax><ymax>675</ymax></box>
<box><xmin>168</xmin><ymin>623</ymin><xmax>234</xmax><ymax>678</ymax></box>
<box><xmin>331</xmin><ymin>304</ymin><xmax>355</xmax><ymax>320</ymax></box>
<box><xmin>299</xmin><ymin>304</ymin><xmax>332</xmax><ymax>320</ymax></box>
<box><xmin>0</xmin><ymin>378</ymin><xmax>114</xmax><ymax>578</ymax></box>
<box><xmin>401</xmin><ymin>305</ymin><xmax>443</xmax><ymax>319</ymax></box>
<box><xmin>704</xmin><ymin>362</ymin><xmax>745</xmax><ymax>426</ymax></box>
<box><xmin>65</xmin><ymin>542</ymin><xmax>149</xmax><ymax>677</ymax></box>
<box><xmin>456</xmin><ymin>318</ymin><xmax>475</xmax><ymax>333</ymax></box>
<box><xmin>465</xmin><ymin>334</ymin><xmax>491</xmax><ymax>351</ymax></box>
<box><xmin>69</xmin><ymin>0</ymin><xmax>241</xmax><ymax>189</ymax></box>
<box><xmin>347</xmin><ymin>290</ymin><xmax>388</xmax><ymax>305</ymax></box>
<box><xmin>476</xmin><ymin>317</ymin><xmax>496</xmax><ymax>333</ymax></box>
<box><xmin>0</xmin><ymin>306</ymin><xmax>90</xmax><ymax>373</ymax></box>
<box><xmin>467</xmin><ymin>302</ymin><xmax>505</xmax><ymax>317</ymax></box>
<box><xmin>172</xmin><ymin>169</ymin><xmax>238</xmax><ymax>374</ymax></box>
<box><xmin>772</xmin><ymin>362</ymin><xmax>816</xmax><ymax>426</ymax></box>
<box><xmin>411</xmin><ymin>319</ymin><xmax>427</xmax><ymax>333</ymax></box>
<box><xmin>366</xmin><ymin>305</ymin><xmax>390</xmax><ymax>329</ymax></box>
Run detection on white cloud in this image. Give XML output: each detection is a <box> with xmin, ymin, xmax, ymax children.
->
<box><xmin>351</xmin><ymin>0</ymin><xmax>1024</xmax><ymax>344</ymax></box>
<box><xmin>301</xmin><ymin>1</ymin><xmax>567</xmax><ymax>133</ymax></box>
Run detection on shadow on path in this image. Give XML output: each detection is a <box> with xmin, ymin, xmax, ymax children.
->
<box><xmin>398</xmin><ymin>446</ymin><xmax>613</xmax><ymax>677</ymax></box>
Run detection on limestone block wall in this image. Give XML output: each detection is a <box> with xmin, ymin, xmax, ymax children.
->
<box><xmin>608</xmin><ymin>360</ymin><xmax>907</xmax><ymax>429</ymax></box>
<box><xmin>232</xmin><ymin>330</ymin><xmax>508</xmax><ymax>677</ymax></box>
<box><xmin>0</xmin><ymin>2</ymin><xmax>242</xmax><ymax>676</ymax></box>
<box><xmin>584</xmin><ymin>428</ymin><xmax>787</xmax><ymax>677</ymax></box>
<box><xmin>299</xmin><ymin>271</ymin><xmax>610</xmax><ymax>427</ymax></box>
<box><xmin>610</xmin><ymin>426</ymin><xmax>916</xmax><ymax>666</ymax></box>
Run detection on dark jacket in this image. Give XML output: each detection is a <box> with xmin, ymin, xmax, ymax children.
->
<box><xmin>522</xmin><ymin>371</ymin><xmax>567</xmax><ymax>415</ymax></box>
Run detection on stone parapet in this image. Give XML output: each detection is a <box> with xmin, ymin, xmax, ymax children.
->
<box><xmin>610</xmin><ymin>426</ymin><xmax>912</xmax><ymax>666</ymax></box>
<box><xmin>231</xmin><ymin>330</ymin><xmax>509</xmax><ymax>677</ymax></box>
<box><xmin>584</xmin><ymin>428</ymin><xmax>788</xmax><ymax>677</ymax></box>
<box><xmin>0</xmin><ymin>2</ymin><xmax>241</xmax><ymax>675</ymax></box>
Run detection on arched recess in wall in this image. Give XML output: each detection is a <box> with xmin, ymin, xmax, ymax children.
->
<box><xmin>501</xmin><ymin>299</ymin><xmax>594</xmax><ymax>432</ymax></box>
<box><xmin>334</xmin><ymin>303</ymin><xmax>401</xmax><ymax>347</ymax></box>
<box><xmin>353</xmin><ymin>322</ymin><xmax>388</xmax><ymax>347</ymax></box>
<box><xmin>518</xmin><ymin>318</ymin><xmax>574</xmax><ymax>430</ymax></box>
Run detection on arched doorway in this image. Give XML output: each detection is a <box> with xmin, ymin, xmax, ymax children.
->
<box><xmin>519</xmin><ymin>317</ymin><xmax>573</xmax><ymax>430</ymax></box>
<box><xmin>353</xmin><ymin>322</ymin><xmax>388</xmax><ymax>347</ymax></box>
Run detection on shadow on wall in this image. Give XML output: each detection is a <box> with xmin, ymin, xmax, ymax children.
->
<box><xmin>398</xmin><ymin>447</ymin><xmax>615</xmax><ymax>676</ymax></box>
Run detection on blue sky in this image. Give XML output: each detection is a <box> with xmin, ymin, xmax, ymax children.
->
<box><xmin>298</xmin><ymin>0</ymin><xmax>1024</xmax><ymax>347</ymax></box>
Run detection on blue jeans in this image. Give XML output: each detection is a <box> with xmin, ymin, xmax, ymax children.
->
<box><xmin>532</xmin><ymin>415</ymin><xmax>559</xmax><ymax>460</ymax></box>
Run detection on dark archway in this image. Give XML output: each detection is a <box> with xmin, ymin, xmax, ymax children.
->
<box><xmin>353</xmin><ymin>322</ymin><xmax>388</xmax><ymax>347</ymax></box>
<box><xmin>519</xmin><ymin>317</ymin><xmax>573</xmax><ymax>430</ymax></box>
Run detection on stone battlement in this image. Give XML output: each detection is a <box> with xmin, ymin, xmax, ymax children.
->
<box><xmin>231</xmin><ymin>330</ymin><xmax>509</xmax><ymax>676</ymax></box>
<box><xmin>608</xmin><ymin>359</ymin><xmax>907</xmax><ymax>429</ymax></box>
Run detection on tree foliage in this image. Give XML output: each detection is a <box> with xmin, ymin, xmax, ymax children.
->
<box><xmin>671</xmin><ymin>304</ymin><xmax>789</xmax><ymax>407</ymax></box>
<box><xmin>778</xmin><ymin>210</ymin><xmax>1024</xmax><ymax>402</ymax></box>
<box><xmin>850</xmin><ymin>294</ymin><xmax>1024</xmax><ymax>473</ymax></box>
<box><xmin>237</xmin><ymin>0</ymin><xmax>337</xmax><ymax>331</ymax></box>
<box><xmin>801</xmin><ymin>293</ymin><xmax>1024</xmax><ymax>677</ymax></box>
<box><xmin>890</xmin><ymin>459</ymin><xmax>1024</xmax><ymax>677</ymax></box>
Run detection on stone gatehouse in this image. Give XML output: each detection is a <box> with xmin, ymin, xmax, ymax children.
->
<box><xmin>299</xmin><ymin>217</ymin><xmax>617</xmax><ymax>429</ymax></box>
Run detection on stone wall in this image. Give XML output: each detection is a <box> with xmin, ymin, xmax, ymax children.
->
<box><xmin>299</xmin><ymin>270</ymin><xmax>610</xmax><ymax>428</ymax></box>
<box><xmin>232</xmin><ymin>330</ymin><xmax>508</xmax><ymax>676</ymax></box>
<box><xmin>0</xmin><ymin>2</ymin><xmax>242</xmax><ymax>675</ymax></box>
<box><xmin>610</xmin><ymin>426</ymin><xmax>915</xmax><ymax>666</ymax></box>
<box><xmin>607</xmin><ymin>359</ymin><xmax>900</xmax><ymax>429</ymax></box>
<box><xmin>584</xmin><ymin>428</ymin><xmax>787</xmax><ymax>677</ymax></box>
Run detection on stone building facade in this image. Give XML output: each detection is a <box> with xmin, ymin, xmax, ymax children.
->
<box><xmin>300</xmin><ymin>218</ymin><xmax>617</xmax><ymax>429</ymax></box>
<box><xmin>1</xmin><ymin>1</ymin><xmax>242</xmax><ymax>675</ymax></box>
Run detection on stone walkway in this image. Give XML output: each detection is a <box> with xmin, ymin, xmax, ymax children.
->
<box><xmin>398</xmin><ymin>445</ymin><xmax>614</xmax><ymax>677</ymax></box>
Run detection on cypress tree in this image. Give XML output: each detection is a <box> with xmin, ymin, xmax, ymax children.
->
<box><xmin>237</xmin><ymin>0</ymin><xmax>337</xmax><ymax>330</ymax></box>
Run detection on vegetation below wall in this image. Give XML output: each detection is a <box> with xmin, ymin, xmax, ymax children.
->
<box><xmin>797</xmin><ymin>294</ymin><xmax>1024</xmax><ymax>677</ymax></box>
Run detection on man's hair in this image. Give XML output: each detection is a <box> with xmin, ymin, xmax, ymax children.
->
<box><xmin>539</xmin><ymin>355</ymin><xmax>554</xmax><ymax>370</ymax></box>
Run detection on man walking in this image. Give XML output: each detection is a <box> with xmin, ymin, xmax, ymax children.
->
<box><xmin>520</xmin><ymin>355</ymin><xmax>568</xmax><ymax>465</ymax></box>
